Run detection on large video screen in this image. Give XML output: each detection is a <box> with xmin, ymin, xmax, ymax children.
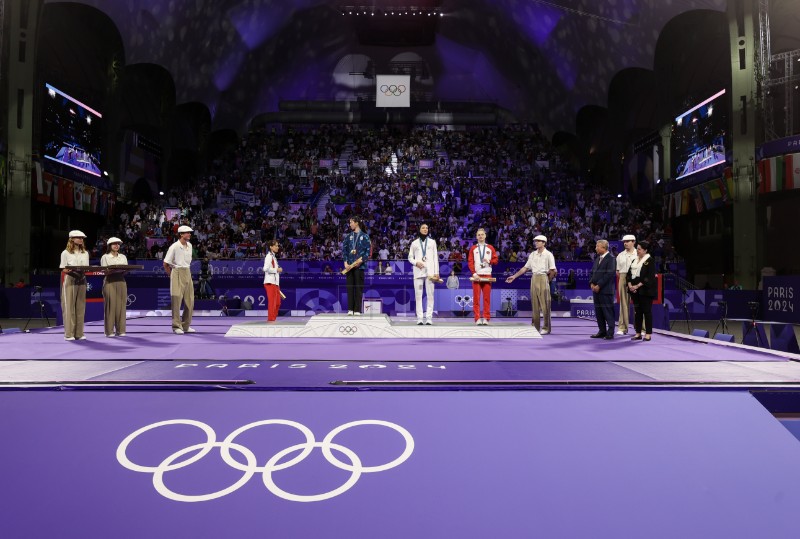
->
<box><xmin>42</xmin><ymin>83</ymin><xmax>103</xmax><ymax>177</ymax></box>
<box><xmin>671</xmin><ymin>89</ymin><xmax>727</xmax><ymax>181</ymax></box>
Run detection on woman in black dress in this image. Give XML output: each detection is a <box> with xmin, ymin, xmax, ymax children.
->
<box><xmin>627</xmin><ymin>241</ymin><xmax>657</xmax><ymax>341</ymax></box>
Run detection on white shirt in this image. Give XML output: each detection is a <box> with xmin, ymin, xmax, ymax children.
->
<box><xmin>616</xmin><ymin>248</ymin><xmax>637</xmax><ymax>275</ymax></box>
<box><xmin>100</xmin><ymin>253</ymin><xmax>129</xmax><ymax>266</ymax></box>
<box><xmin>408</xmin><ymin>237</ymin><xmax>438</xmax><ymax>279</ymax></box>
<box><xmin>629</xmin><ymin>254</ymin><xmax>651</xmax><ymax>280</ymax></box>
<box><xmin>164</xmin><ymin>241</ymin><xmax>192</xmax><ymax>269</ymax></box>
<box><xmin>523</xmin><ymin>248</ymin><xmax>556</xmax><ymax>275</ymax></box>
<box><xmin>60</xmin><ymin>249</ymin><xmax>89</xmax><ymax>268</ymax></box>
<box><xmin>263</xmin><ymin>251</ymin><xmax>280</xmax><ymax>285</ymax></box>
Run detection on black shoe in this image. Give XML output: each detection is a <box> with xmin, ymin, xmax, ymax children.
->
<box><xmin>631</xmin><ymin>335</ymin><xmax>642</xmax><ymax>341</ymax></box>
<box><xmin>603</xmin><ymin>335</ymin><xmax>614</xmax><ymax>340</ymax></box>
<box><xmin>590</xmin><ymin>333</ymin><xmax>607</xmax><ymax>338</ymax></box>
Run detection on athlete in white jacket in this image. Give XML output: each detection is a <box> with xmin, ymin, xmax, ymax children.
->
<box><xmin>408</xmin><ymin>223</ymin><xmax>439</xmax><ymax>324</ymax></box>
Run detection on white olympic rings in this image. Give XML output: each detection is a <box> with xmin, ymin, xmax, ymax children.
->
<box><xmin>116</xmin><ymin>418</ymin><xmax>414</xmax><ymax>503</ymax></box>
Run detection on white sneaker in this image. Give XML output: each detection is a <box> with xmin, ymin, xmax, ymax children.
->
<box><xmin>483</xmin><ymin>319</ymin><xmax>490</xmax><ymax>325</ymax></box>
<box><xmin>117</xmin><ymin>333</ymin><xmax>126</xmax><ymax>337</ymax></box>
<box><xmin>185</xmin><ymin>327</ymin><xmax>196</xmax><ymax>333</ymax></box>
<box><xmin>106</xmin><ymin>334</ymin><xmax>116</xmax><ymax>338</ymax></box>
<box><xmin>615</xmin><ymin>329</ymin><xmax>624</xmax><ymax>335</ymax></box>
<box><xmin>78</xmin><ymin>336</ymin><xmax>87</xmax><ymax>340</ymax></box>
<box><xmin>425</xmin><ymin>319</ymin><xmax>432</xmax><ymax>325</ymax></box>
<box><xmin>540</xmin><ymin>329</ymin><xmax>550</xmax><ymax>335</ymax></box>
<box><xmin>173</xmin><ymin>328</ymin><xmax>184</xmax><ymax>335</ymax></box>
<box><xmin>347</xmin><ymin>310</ymin><xmax>354</xmax><ymax>316</ymax></box>
<box><xmin>354</xmin><ymin>312</ymin><xmax>362</xmax><ymax>316</ymax></box>
<box><xmin>64</xmin><ymin>336</ymin><xmax>75</xmax><ymax>341</ymax></box>
<box><xmin>417</xmin><ymin>320</ymin><xmax>424</xmax><ymax>325</ymax></box>
<box><xmin>475</xmin><ymin>319</ymin><xmax>482</xmax><ymax>325</ymax></box>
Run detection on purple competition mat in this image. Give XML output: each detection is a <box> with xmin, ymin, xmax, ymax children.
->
<box><xmin>2</xmin><ymin>390</ymin><xmax>800</xmax><ymax>538</ymax></box>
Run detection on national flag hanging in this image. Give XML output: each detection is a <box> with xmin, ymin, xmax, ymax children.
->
<box><xmin>83</xmin><ymin>185</ymin><xmax>95</xmax><ymax>212</ymax></box>
<box><xmin>722</xmin><ymin>167</ymin><xmax>733</xmax><ymax>202</ymax></box>
<box><xmin>759</xmin><ymin>154</ymin><xmax>799</xmax><ymax>193</ymax></box>
<box><xmin>698</xmin><ymin>184</ymin><xmax>713</xmax><ymax>210</ymax></box>
<box><xmin>106</xmin><ymin>193</ymin><xmax>115</xmax><ymax>218</ymax></box>
<box><xmin>681</xmin><ymin>190</ymin><xmax>690</xmax><ymax>216</ymax></box>
<box><xmin>32</xmin><ymin>160</ymin><xmax>49</xmax><ymax>203</ymax></box>
<box><xmin>707</xmin><ymin>179</ymin><xmax>724</xmax><ymax>208</ymax></box>
<box><xmin>785</xmin><ymin>153</ymin><xmax>800</xmax><ymax>190</ymax></box>
<box><xmin>97</xmin><ymin>191</ymin><xmax>107</xmax><ymax>216</ymax></box>
<box><xmin>60</xmin><ymin>179</ymin><xmax>74</xmax><ymax>208</ymax></box>
<box><xmin>74</xmin><ymin>181</ymin><xmax>83</xmax><ymax>209</ymax></box>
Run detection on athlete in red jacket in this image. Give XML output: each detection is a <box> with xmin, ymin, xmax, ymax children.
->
<box><xmin>467</xmin><ymin>228</ymin><xmax>499</xmax><ymax>325</ymax></box>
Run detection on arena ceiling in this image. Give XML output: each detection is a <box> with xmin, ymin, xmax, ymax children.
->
<box><xmin>41</xmin><ymin>0</ymin><xmax>800</xmax><ymax>135</ymax></box>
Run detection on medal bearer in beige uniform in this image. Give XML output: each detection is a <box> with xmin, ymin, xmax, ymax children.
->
<box><xmin>615</xmin><ymin>234</ymin><xmax>637</xmax><ymax>335</ymax></box>
<box><xmin>59</xmin><ymin>230</ymin><xmax>90</xmax><ymax>340</ymax></box>
<box><xmin>100</xmin><ymin>237</ymin><xmax>128</xmax><ymax>337</ymax></box>
<box><xmin>163</xmin><ymin>225</ymin><xmax>196</xmax><ymax>334</ymax></box>
<box><xmin>506</xmin><ymin>234</ymin><xmax>557</xmax><ymax>334</ymax></box>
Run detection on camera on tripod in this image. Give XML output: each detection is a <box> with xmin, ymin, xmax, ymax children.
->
<box><xmin>197</xmin><ymin>258</ymin><xmax>214</xmax><ymax>299</ymax></box>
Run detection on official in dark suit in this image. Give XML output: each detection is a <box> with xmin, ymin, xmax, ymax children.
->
<box><xmin>627</xmin><ymin>241</ymin><xmax>658</xmax><ymax>341</ymax></box>
<box><xmin>589</xmin><ymin>239</ymin><xmax>616</xmax><ymax>339</ymax></box>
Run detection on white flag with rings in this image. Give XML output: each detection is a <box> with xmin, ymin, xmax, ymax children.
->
<box><xmin>376</xmin><ymin>75</ymin><xmax>410</xmax><ymax>107</ymax></box>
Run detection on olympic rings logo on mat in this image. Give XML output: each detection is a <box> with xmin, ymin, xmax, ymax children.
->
<box><xmin>379</xmin><ymin>84</ymin><xmax>406</xmax><ymax>96</ymax></box>
<box><xmin>338</xmin><ymin>325</ymin><xmax>358</xmax><ymax>335</ymax></box>
<box><xmin>116</xmin><ymin>419</ymin><xmax>414</xmax><ymax>503</ymax></box>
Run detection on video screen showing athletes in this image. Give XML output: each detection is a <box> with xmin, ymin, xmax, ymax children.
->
<box><xmin>671</xmin><ymin>89</ymin><xmax>727</xmax><ymax>181</ymax></box>
<box><xmin>42</xmin><ymin>83</ymin><xmax>103</xmax><ymax>177</ymax></box>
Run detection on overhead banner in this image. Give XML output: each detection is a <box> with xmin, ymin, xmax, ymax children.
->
<box><xmin>376</xmin><ymin>75</ymin><xmax>410</xmax><ymax>108</ymax></box>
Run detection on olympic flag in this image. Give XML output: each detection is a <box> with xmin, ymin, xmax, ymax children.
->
<box><xmin>376</xmin><ymin>75</ymin><xmax>410</xmax><ymax>108</ymax></box>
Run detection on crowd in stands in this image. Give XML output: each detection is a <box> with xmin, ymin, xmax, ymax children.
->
<box><xmin>95</xmin><ymin>124</ymin><xmax>676</xmax><ymax>270</ymax></box>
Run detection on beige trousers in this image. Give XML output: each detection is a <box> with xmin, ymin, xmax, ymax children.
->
<box><xmin>530</xmin><ymin>274</ymin><xmax>551</xmax><ymax>332</ymax></box>
<box><xmin>103</xmin><ymin>275</ymin><xmax>127</xmax><ymax>336</ymax></box>
<box><xmin>617</xmin><ymin>273</ymin><xmax>630</xmax><ymax>331</ymax></box>
<box><xmin>170</xmin><ymin>267</ymin><xmax>194</xmax><ymax>330</ymax></box>
<box><xmin>62</xmin><ymin>274</ymin><xmax>86</xmax><ymax>339</ymax></box>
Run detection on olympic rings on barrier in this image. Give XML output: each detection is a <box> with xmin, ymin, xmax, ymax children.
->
<box><xmin>338</xmin><ymin>325</ymin><xmax>358</xmax><ymax>335</ymax></box>
<box><xmin>454</xmin><ymin>295</ymin><xmax>473</xmax><ymax>308</ymax></box>
<box><xmin>116</xmin><ymin>419</ymin><xmax>414</xmax><ymax>503</ymax></box>
<box><xmin>126</xmin><ymin>294</ymin><xmax>137</xmax><ymax>307</ymax></box>
<box><xmin>379</xmin><ymin>84</ymin><xmax>407</xmax><ymax>96</ymax></box>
